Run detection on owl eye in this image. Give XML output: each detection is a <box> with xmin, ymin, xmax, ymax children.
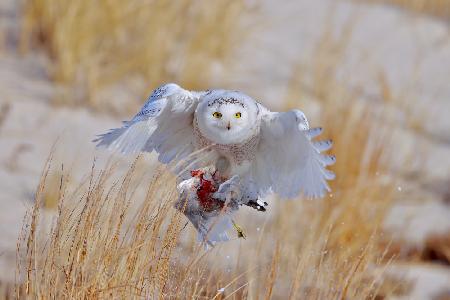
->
<box><xmin>212</xmin><ymin>111</ymin><xmax>222</xmax><ymax>118</ymax></box>
<box><xmin>234</xmin><ymin>112</ymin><xmax>242</xmax><ymax>118</ymax></box>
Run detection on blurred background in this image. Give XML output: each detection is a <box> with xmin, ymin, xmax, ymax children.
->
<box><xmin>0</xmin><ymin>0</ymin><xmax>449</xmax><ymax>298</ymax></box>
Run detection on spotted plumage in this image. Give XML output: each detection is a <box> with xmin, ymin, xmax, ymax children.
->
<box><xmin>207</xmin><ymin>97</ymin><xmax>246</xmax><ymax>108</ymax></box>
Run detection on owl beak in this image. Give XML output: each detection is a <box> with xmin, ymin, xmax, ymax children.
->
<box><xmin>226</xmin><ymin>121</ymin><xmax>231</xmax><ymax>130</ymax></box>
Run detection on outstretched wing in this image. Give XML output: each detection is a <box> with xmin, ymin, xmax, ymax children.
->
<box><xmin>94</xmin><ymin>83</ymin><xmax>201</xmax><ymax>164</ymax></box>
<box><xmin>250</xmin><ymin>109</ymin><xmax>335</xmax><ymax>199</ymax></box>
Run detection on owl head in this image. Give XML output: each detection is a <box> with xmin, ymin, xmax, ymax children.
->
<box><xmin>195</xmin><ymin>90</ymin><xmax>259</xmax><ymax>145</ymax></box>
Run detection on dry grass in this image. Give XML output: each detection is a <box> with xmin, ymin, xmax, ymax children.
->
<box><xmin>13</xmin><ymin>159</ymin><xmax>396</xmax><ymax>299</ymax></box>
<box><xmin>20</xmin><ymin>0</ymin><xmax>248</xmax><ymax>113</ymax></box>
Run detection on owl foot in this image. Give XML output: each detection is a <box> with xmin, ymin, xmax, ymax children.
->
<box><xmin>246</xmin><ymin>199</ymin><xmax>268</xmax><ymax>212</ymax></box>
<box><xmin>212</xmin><ymin>175</ymin><xmax>242</xmax><ymax>205</ymax></box>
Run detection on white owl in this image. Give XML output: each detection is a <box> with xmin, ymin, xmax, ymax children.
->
<box><xmin>95</xmin><ymin>83</ymin><xmax>335</xmax><ymax>200</ymax></box>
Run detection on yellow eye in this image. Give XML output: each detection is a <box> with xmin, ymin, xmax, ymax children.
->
<box><xmin>234</xmin><ymin>112</ymin><xmax>242</xmax><ymax>118</ymax></box>
<box><xmin>212</xmin><ymin>111</ymin><xmax>222</xmax><ymax>118</ymax></box>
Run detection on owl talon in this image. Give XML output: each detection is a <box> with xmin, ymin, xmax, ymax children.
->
<box><xmin>246</xmin><ymin>199</ymin><xmax>268</xmax><ymax>212</ymax></box>
<box><xmin>212</xmin><ymin>175</ymin><xmax>242</xmax><ymax>202</ymax></box>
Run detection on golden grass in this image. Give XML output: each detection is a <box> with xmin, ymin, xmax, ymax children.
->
<box><xmin>13</xmin><ymin>163</ymin><xmax>395</xmax><ymax>299</ymax></box>
<box><xmin>20</xmin><ymin>0</ymin><xmax>247</xmax><ymax>113</ymax></box>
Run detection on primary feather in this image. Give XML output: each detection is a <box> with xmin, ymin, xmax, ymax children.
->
<box><xmin>251</xmin><ymin>110</ymin><xmax>335</xmax><ymax>198</ymax></box>
<box><xmin>94</xmin><ymin>83</ymin><xmax>200</xmax><ymax>164</ymax></box>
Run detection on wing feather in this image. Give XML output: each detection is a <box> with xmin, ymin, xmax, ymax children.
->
<box><xmin>94</xmin><ymin>83</ymin><xmax>200</xmax><ymax>164</ymax></box>
<box><xmin>251</xmin><ymin>110</ymin><xmax>335</xmax><ymax>199</ymax></box>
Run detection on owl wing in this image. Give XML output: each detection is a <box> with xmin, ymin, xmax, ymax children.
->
<box><xmin>250</xmin><ymin>108</ymin><xmax>336</xmax><ymax>199</ymax></box>
<box><xmin>94</xmin><ymin>83</ymin><xmax>202</xmax><ymax>164</ymax></box>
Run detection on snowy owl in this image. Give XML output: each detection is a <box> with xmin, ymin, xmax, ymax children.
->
<box><xmin>95</xmin><ymin>83</ymin><xmax>335</xmax><ymax>199</ymax></box>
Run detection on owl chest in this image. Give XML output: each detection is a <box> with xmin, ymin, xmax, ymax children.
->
<box><xmin>193</xmin><ymin>127</ymin><xmax>259</xmax><ymax>165</ymax></box>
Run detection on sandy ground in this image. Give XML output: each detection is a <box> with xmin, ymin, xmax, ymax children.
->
<box><xmin>0</xmin><ymin>0</ymin><xmax>449</xmax><ymax>297</ymax></box>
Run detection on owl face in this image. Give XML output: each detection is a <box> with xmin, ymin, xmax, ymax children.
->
<box><xmin>196</xmin><ymin>91</ymin><xmax>258</xmax><ymax>144</ymax></box>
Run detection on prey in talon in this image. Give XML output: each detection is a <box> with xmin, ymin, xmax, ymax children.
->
<box><xmin>174</xmin><ymin>166</ymin><xmax>257</xmax><ymax>245</ymax></box>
